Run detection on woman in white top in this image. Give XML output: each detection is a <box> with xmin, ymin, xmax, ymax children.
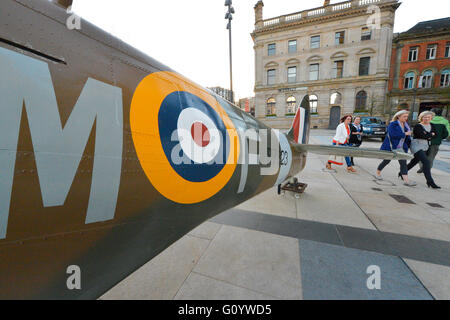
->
<box><xmin>326</xmin><ymin>115</ymin><xmax>356</xmax><ymax>173</ymax></box>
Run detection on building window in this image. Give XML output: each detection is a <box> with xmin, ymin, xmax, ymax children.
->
<box><xmin>330</xmin><ymin>92</ymin><xmax>342</xmax><ymax>105</ymax></box>
<box><xmin>310</xmin><ymin>36</ymin><xmax>320</xmax><ymax>49</ymax></box>
<box><xmin>333</xmin><ymin>60</ymin><xmax>344</xmax><ymax>78</ymax></box>
<box><xmin>309</xmin><ymin>95</ymin><xmax>318</xmax><ymax>113</ymax></box>
<box><xmin>361</xmin><ymin>27</ymin><xmax>371</xmax><ymax>41</ymax></box>
<box><xmin>286</xmin><ymin>96</ymin><xmax>297</xmax><ymax>114</ymax></box>
<box><xmin>266</xmin><ymin>98</ymin><xmax>276</xmax><ymax>116</ymax></box>
<box><xmin>359</xmin><ymin>57</ymin><xmax>370</xmax><ymax>76</ymax></box>
<box><xmin>418</xmin><ymin>70</ymin><xmax>433</xmax><ymax>88</ymax></box>
<box><xmin>408</xmin><ymin>47</ymin><xmax>418</xmax><ymax>62</ymax></box>
<box><xmin>268</xmin><ymin>43</ymin><xmax>276</xmax><ymax>56</ymax></box>
<box><xmin>426</xmin><ymin>44</ymin><xmax>437</xmax><ymax>60</ymax></box>
<box><xmin>288</xmin><ymin>40</ymin><xmax>297</xmax><ymax>53</ymax></box>
<box><xmin>267</xmin><ymin>69</ymin><xmax>276</xmax><ymax>85</ymax></box>
<box><xmin>288</xmin><ymin>66</ymin><xmax>297</xmax><ymax>83</ymax></box>
<box><xmin>335</xmin><ymin>31</ymin><xmax>345</xmax><ymax>45</ymax></box>
<box><xmin>441</xmin><ymin>69</ymin><xmax>450</xmax><ymax>87</ymax></box>
<box><xmin>445</xmin><ymin>43</ymin><xmax>450</xmax><ymax>58</ymax></box>
<box><xmin>309</xmin><ymin>63</ymin><xmax>319</xmax><ymax>80</ymax></box>
<box><xmin>404</xmin><ymin>71</ymin><xmax>415</xmax><ymax>89</ymax></box>
<box><xmin>355</xmin><ymin>91</ymin><xmax>367</xmax><ymax>110</ymax></box>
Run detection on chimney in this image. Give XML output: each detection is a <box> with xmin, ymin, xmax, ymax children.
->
<box><xmin>254</xmin><ymin>1</ymin><xmax>264</xmax><ymax>24</ymax></box>
<box><xmin>323</xmin><ymin>0</ymin><xmax>330</xmax><ymax>6</ymax></box>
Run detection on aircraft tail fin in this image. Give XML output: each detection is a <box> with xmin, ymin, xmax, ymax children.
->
<box><xmin>287</xmin><ymin>95</ymin><xmax>310</xmax><ymax>144</ymax></box>
<box><xmin>292</xmin><ymin>144</ymin><xmax>413</xmax><ymax>161</ymax></box>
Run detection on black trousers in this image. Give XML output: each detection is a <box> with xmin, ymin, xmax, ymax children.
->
<box><xmin>407</xmin><ymin>150</ymin><xmax>435</xmax><ymax>184</ymax></box>
<box><xmin>377</xmin><ymin>159</ymin><xmax>408</xmax><ymax>176</ymax></box>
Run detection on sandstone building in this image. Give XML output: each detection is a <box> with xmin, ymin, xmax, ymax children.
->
<box><xmin>251</xmin><ymin>0</ymin><xmax>400</xmax><ymax>129</ymax></box>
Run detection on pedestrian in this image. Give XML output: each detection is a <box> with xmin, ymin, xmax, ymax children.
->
<box><xmin>417</xmin><ymin>108</ymin><xmax>449</xmax><ymax>173</ymax></box>
<box><xmin>349</xmin><ymin>116</ymin><xmax>363</xmax><ymax>166</ymax></box>
<box><xmin>407</xmin><ymin>111</ymin><xmax>441</xmax><ymax>189</ymax></box>
<box><xmin>375</xmin><ymin>110</ymin><xmax>416</xmax><ymax>186</ymax></box>
<box><xmin>326</xmin><ymin>115</ymin><xmax>356</xmax><ymax>173</ymax></box>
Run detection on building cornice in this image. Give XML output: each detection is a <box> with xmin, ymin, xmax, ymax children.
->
<box><xmin>251</xmin><ymin>0</ymin><xmax>399</xmax><ymax>39</ymax></box>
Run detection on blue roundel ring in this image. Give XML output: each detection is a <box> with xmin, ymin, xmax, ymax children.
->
<box><xmin>158</xmin><ymin>91</ymin><xmax>230</xmax><ymax>183</ymax></box>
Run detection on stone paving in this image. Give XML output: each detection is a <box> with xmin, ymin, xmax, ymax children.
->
<box><xmin>101</xmin><ymin>129</ymin><xmax>450</xmax><ymax>300</ymax></box>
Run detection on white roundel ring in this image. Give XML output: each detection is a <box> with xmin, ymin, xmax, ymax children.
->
<box><xmin>177</xmin><ymin>107</ymin><xmax>221</xmax><ymax>164</ymax></box>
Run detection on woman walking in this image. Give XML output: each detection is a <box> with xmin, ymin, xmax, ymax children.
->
<box><xmin>375</xmin><ymin>110</ymin><xmax>416</xmax><ymax>186</ymax></box>
<box><xmin>326</xmin><ymin>115</ymin><xmax>356</xmax><ymax>173</ymax></box>
<box><xmin>349</xmin><ymin>116</ymin><xmax>363</xmax><ymax>166</ymax></box>
<box><xmin>407</xmin><ymin>111</ymin><xmax>441</xmax><ymax>189</ymax></box>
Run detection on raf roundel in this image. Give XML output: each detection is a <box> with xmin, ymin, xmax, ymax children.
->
<box><xmin>130</xmin><ymin>71</ymin><xmax>240</xmax><ymax>204</ymax></box>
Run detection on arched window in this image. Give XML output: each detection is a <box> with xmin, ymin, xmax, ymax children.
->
<box><xmin>266</xmin><ymin>98</ymin><xmax>276</xmax><ymax>116</ymax></box>
<box><xmin>286</xmin><ymin>96</ymin><xmax>296</xmax><ymax>114</ymax></box>
<box><xmin>355</xmin><ymin>91</ymin><xmax>367</xmax><ymax>110</ymax></box>
<box><xmin>330</xmin><ymin>92</ymin><xmax>342</xmax><ymax>105</ymax></box>
<box><xmin>404</xmin><ymin>71</ymin><xmax>415</xmax><ymax>89</ymax></box>
<box><xmin>309</xmin><ymin>95</ymin><xmax>318</xmax><ymax>113</ymax></box>
<box><xmin>441</xmin><ymin>69</ymin><xmax>450</xmax><ymax>87</ymax></box>
<box><xmin>419</xmin><ymin>70</ymin><xmax>433</xmax><ymax>88</ymax></box>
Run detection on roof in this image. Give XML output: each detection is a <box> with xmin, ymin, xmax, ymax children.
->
<box><xmin>404</xmin><ymin>17</ymin><xmax>450</xmax><ymax>35</ymax></box>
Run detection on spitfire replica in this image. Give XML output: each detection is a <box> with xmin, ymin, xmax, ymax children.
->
<box><xmin>0</xmin><ymin>0</ymin><xmax>411</xmax><ymax>299</ymax></box>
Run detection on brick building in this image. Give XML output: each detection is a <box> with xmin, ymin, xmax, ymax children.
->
<box><xmin>388</xmin><ymin>18</ymin><xmax>450</xmax><ymax>121</ymax></box>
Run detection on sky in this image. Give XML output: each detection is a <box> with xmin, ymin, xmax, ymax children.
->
<box><xmin>72</xmin><ymin>0</ymin><xmax>450</xmax><ymax>100</ymax></box>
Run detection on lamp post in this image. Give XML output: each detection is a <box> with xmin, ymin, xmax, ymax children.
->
<box><xmin>225</xmin><ymin>0</ymin><xmax>235</xmax><ymax>103</ymax></box>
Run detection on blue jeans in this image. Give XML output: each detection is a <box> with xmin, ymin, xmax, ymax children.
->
<box><xmin>332</xmin><ymin>142</ymin><xmax>352</xmax><ymax>167</ymax></box>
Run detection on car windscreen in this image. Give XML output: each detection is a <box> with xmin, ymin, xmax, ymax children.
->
<box><xmin>361</xmin><ymin>118</ymin><xmax>383</xmax><ymax>125</ymax></box>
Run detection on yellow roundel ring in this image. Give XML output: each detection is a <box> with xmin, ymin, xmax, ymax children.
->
<box><xmin>130</xmin><ymin>71</ymin><xmax>240</xmax><ymax>204</ymax></box>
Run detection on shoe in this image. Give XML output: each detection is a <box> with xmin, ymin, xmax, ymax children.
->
<box><xmin>427</xmin><ymin>182</ymin><xmax>441</xmax><ymax>189</ymax></box>
<box><xmin>417</xmin><ymin>169</ymin><xmax>423</xmax><ymax>174</ymax></box>
<box><xmin>398</xmin><ymin>172</ymin><xmax>404</xmax><ymax>181</ymax></box>
<box><xmin>347</xmin><ymin>167</ymin><xmax>357</xmax><ymax>173</ymax></box>
<box><xmin>326</xmin><ymin>163</ymin><xmax>332</xmax><ymax>170</ymax></box>
<box><xmin>375</xmin><ymin>174</ymin><xmax>383</xmax><ymax>180</ymax></box>
<box><xmin>404</xmin><ymin>180</ymin><xmax>417</xmax><ymax>187</ymax></box>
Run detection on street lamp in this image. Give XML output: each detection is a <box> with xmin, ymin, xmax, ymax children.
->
<box><xmin>225</xmin><ymin>0</ymin><xmax>235</xmax><ymax>103</ymax></box>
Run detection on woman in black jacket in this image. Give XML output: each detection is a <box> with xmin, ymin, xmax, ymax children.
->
<box><xmin>349</xmin><ymin>116</ymin><xmax>363</xmax><ymax>166</ymax></box>
<box><xmin>406</xmin><ymin>111</ymin><xmax>440</xmax><ymax>189</ymax></box>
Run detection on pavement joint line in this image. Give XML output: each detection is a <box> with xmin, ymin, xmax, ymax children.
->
<box><xmin>399</xmin><ymin>257</ymin><xmax>436</xmax><ymax>300</ymax></box>
<box><xmin>189</xmin><ymin>270</ymin><xmax>283</xmax><ymax>300</ymax></box>
<box><xmin>171</xmin><ymin>226</ymin><xmax>222</xmax><ymax>300</ymax></box>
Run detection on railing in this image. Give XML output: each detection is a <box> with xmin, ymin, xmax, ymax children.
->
<box><xmin>285</xmin><ymin>13</ymin><xmax>302</xmax><ymax>22</ymax></box>
<box><xmin>257</xmin><ymin>0</ymin><xmax>393</xmax><ymax>30</ymax></box>
<box><xmin>359</xmin><ymin>0</ymin><xmax>380</xmax><ymax>5</ymax></box>
<box><xmin>308</xmin><ymin>8</ymin><xmax>325</xmax><ymax>17</ymax></box>
<box><xmin>332</xmin><ymin>3</ymin><xmax>352</xmax><ymax>11</ymax></box>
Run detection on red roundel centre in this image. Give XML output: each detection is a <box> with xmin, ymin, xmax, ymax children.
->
<box><xmin>191</xmin><ymin>122</ymin><xmax>210</xmax><ymax>147</ymax></box>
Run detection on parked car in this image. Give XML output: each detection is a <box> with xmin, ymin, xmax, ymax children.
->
<box><xmin>360</xmin><ymin>116</ymin><xmax>387</xmax><ymax>141</ymax></box>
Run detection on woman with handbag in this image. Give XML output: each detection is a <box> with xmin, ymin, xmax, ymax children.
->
<box><xmin>406</xmin><ymin>111</ymin><xmax>440</xmax><ymax>189</ymax></box>
<box><xmin>375</xmin><ymin>110</ymin><xmax>416</xmax><ymax>186</ymax></box>
<box><xmin>326</xmin><ymin>115</ymin><xmax>356</xmax><ymax>173</ymax></box>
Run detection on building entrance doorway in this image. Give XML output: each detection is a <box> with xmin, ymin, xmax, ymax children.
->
<box><xmin>329</xmin><ymin>106</ymin><xmax>341</xmax><ymax>129</ymax></box>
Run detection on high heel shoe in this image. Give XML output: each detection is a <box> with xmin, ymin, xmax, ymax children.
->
<box><xmin>398</xmin><ymin>172</ymin><xmax>404</xmax><ymax>181</ymax></box>
<box><xmin>427</xmin><ymin>182</ymin><xmax>441</xmax><ymax>189</ymax></box>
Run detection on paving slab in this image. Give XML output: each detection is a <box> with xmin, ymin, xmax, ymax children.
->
<box><xmin>404</xmin><ymin>259</ymin><xmax>450</xmax><ymax>300</ymax></box>
<box><xmin>188</xmin><ymin>222</ymin><xmax>222</xmax><ymax>240</ymax></box>
<box><xmin>174</xmin><ymin>272</ymin><xmax>277</xmax><ymax>300</ymax></box>
<box><xmin>299</xmin><ymin>240</ymin><xmax>433</xmax><ymax>300</ymax></box>
<box><xmin>100</xmin><ymin>235</ymin><xmax>209</xmax><ymax>300</ymax></box>
<box><xmin>193</xmin><ymin>225</ymin><xmax>302</xmax><ymax>300</ymax></box>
